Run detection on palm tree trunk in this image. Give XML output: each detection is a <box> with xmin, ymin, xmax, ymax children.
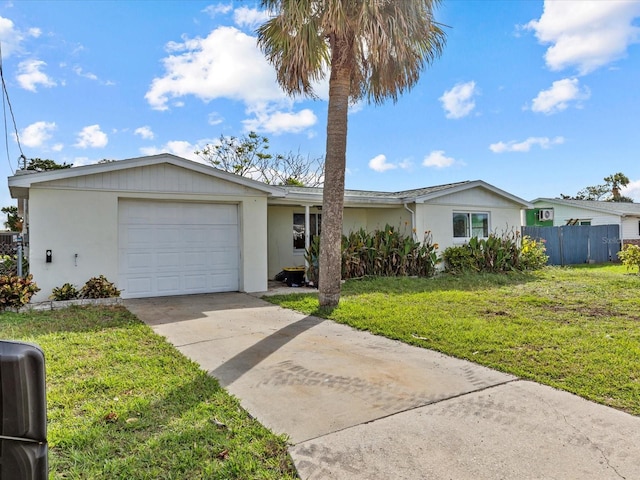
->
<box><xmin>318</xmin><ymin>35</ymin><xmax>352</xmax><ymax>307</ymax></box>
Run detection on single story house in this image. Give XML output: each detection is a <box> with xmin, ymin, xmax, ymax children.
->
<box><xmin>530</xmin><ymin>198</ymin><xmax>640</xmax><ymax>247</ymax></box>
<box><xmin>8</xmin><ymin>154</ymin><xmax>532</xmax><ymax>301</ymax></box>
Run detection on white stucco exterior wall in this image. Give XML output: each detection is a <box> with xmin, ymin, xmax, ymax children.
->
<box><xmin>28</xmin><ymin>188</ymin><xmax>119</xmax><ymax>301</ymax></box>
<box><xmin>22</xmin><ymin>162</ymin><xmax>273</xmax><ymax>301</ymax></box>
<box><xmin>414</xmin><ymin>189</ymin><xmax>524</xmax><ymax>253</ymax></box>
<box><xmin>239</xmin><ymin>196</ymin><xmax>269</xmax><ymax>292</ymax></box>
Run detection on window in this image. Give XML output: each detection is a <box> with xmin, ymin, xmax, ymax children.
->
<box><xmin>293</xmin><ymin>213</ymin><xmax>321</xmax><ymax>249</ymax></box>
<box><xmin>453</xmin><ymin>212</ymin><xmax>489</xmax><ymax>238</ymax></box>
<box><xmin>579</xmin><ymin>220</ymin><xmax>591</xmax><ymax>226</ymax></box>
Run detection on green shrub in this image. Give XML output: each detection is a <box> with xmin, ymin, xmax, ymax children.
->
<box><xmin>305</xmin><ymin>225</ymin><xmax>440</xmax><ymax>283</ymax></box>
<box><xmin>443</xmin><ymin>233</ymin><xmax>547</xmax><ymax>274</ymax></box>
<box><xmin>80</xmin><ymin>275</ymin><xmax>121</xmax><ymax>298</ymax></box>
<box><xmin>617</xmin><ymin>244</ymin><xmax>640</xmax><ymax>274</ymax></box>
<box><xmin>50</xmin><ymin>282</ymin><xmax>80</xmax><ymax>301</ymax></box>
<box><xmin>0</xmin><ymin>274</ymin><xmax>40</xmax><ymax>310</ymax></box>
<box><xmin>442</xmin><ymin>245</ymin><xmax>477</xmax><ymax>273</ymax></box>
<box><xmin>520</xmin><ymin>235</ymin><xmax>549</xmax><ymax>270</ymax></box>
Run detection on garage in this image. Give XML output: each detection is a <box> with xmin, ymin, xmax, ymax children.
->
<box><xmin>118</xmin><ymin>199</ymin><xmax>239</xmax><ymax>298</ymax></box>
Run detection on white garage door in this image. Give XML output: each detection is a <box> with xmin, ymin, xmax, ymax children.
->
<box><xmin>118</xmin><ymin>200</ymin><xmax>239</xmax><ymax>298</ymax></box>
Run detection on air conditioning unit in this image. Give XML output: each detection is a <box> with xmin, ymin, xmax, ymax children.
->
<box><xmin>538</xmin><ymin>209</ymin><xmax>554</xmax><ymax>221</ymax></box>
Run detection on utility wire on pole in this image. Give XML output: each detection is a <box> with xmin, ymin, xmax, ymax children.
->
<box><xmin>0</xmin><ymin>41</ymin><xmax>26</xmax><ymax>174</ymax></box>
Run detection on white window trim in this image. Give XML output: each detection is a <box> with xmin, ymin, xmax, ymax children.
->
<box><xmin>452</xmin><ymin>211</ymin><xmax>490</xmax><ymax>243</ymax></box>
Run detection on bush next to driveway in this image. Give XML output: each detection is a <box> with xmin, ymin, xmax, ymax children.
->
<box><xmin>266</xmin><ymin>264</ymin><xmax>640</xmax><ymax>416</ymax></box>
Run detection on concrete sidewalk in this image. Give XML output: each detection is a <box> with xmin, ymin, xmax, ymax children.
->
<box><xmin>125</xmin><ymin>293</ymin><xmax>640</xmax><ymax>480</ymax></box>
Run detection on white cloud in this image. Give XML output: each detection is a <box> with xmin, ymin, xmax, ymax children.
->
<box><xmin>489</xmin><ymin>136</ymin><xmax>565</xmax><ymax>153</ymax></box>
<box><xmin>73</xmin><ymin>66</ymin><xmax>98</xmax><ymax>81</ymax></box>
<box><xmin>134</xmin><ymin>126</ymin><xmax>154</xmax><ymax>140</ymax></box>
<box><xmin>526</xmin><ymin>1</ymin><xmax>640</xmax><ymax>74</ymax></box>
<box><xmin>140</xmin><ymin>140</ymin><xmax>201</xmax><ymax>162</ymax></box>
<box><xmin>20</xmin><ymin>121</ymin><xmax>56</xmax><ymax>148</ymax></box>
<box><xmin>243</xmin><ymin>107</ymin><xmax>317</xmax><ymax>134</ymax></box>
<box><xmin>440</xmin><ymin>81</ymin><xmax>477</xmax><ymax>119</ymax></box>
<box><xmin>0</xmin><ymin>16</ymin><xmax>24</xmax><ymax>57</ymax></box>
<box><xmin>202</xmin><ymin>4</ymin><xmax>233</xmax><ymax>18</ymax></box>
<box><xmin>74</xmin><ymin>125</ymin><xmax>108</xmax><ymax>149</ymax></box>
<box><xmin>422</xmin><ymin>150</ymin><xmax>456</xmax><ymax>168</ymax></box>
<box><xmin>145</xmin><ymin>26</ymin><xmax>285</xmax><ymax>111</ymax></box>
<box><xmin>621</xmin><ymin>179</ymin><xmax>640</xmax><ymax>202</ymax></box>
<box><xmin>72</xmin><ymin>157</ymin><xmax>92</xmax><ymax>167</ymax></box>
<box><xmin>16</xmin><ymin>60</ymin><xmax>56</xmax><ymax>92</ymax></box>
<box><xmin>234</xmin><ymin>7</ymin><xmax>269</xmax><ymax>28</ymax></box>
<box><xmin>530</xmin><ymin>78</ymin><xmax>590</xmax><ymax>115</ymax></box>
<box><xmin>208</xmin><ymin>112</ymin><xmax>224</xmax><ymax>126</ymax></box>
<box><xmin>28</xmin><ymin>27</ymin><xmax>41</xmax><ymax>38</ymax></box>
<box><xmin>368</xmin><ymin>154</ymin><xmax>397</xmax><ymax>173</ymax></box>
<box><xmin>52</xmin><ymin>143</ymin><xmax>64</xmax><ymax>152</ymax></box>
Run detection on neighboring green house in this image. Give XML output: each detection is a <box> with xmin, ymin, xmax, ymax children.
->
<box><xmin>529</xmin><ymin>198</ymin><xmax>640</xmax><ymax>247</ymax></box>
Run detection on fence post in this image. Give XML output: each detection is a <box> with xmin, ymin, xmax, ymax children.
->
<box><xmin>17</xmin><ymin>236</ymin><xmax>23</xmax><ymax>277</ymax></box>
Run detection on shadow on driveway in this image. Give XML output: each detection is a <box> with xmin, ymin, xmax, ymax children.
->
<box><xmin>209</xmin><ymin>315</ymin><xmax>325</xmax><ymax>386</ymax></box>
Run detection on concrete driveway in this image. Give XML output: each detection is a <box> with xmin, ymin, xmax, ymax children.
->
<box><xmin>125</xmin><ymin>292</ymin><xmax>640</xmax><ymax>480</ymax></box>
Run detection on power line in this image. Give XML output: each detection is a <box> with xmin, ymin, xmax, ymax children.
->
<box><xmin>0</xmin><ymin>41</ymin><xmax>26</xmax><ymax>174</ymax></box>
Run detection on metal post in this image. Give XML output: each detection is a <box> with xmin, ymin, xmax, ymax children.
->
<box><xmin>17</xmin><ymin>236</ymin><xmax>22</xmax><ymax>277</ymax></box>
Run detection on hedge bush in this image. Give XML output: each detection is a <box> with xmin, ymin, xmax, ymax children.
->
<box><xmin>443</xmin><ymin>233</ymin><xmax>547</xmax><ymax>274</ymax></box>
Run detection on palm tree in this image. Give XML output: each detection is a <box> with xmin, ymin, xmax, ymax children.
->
<box><xmin>258</xmin><ymin>1</ymin><xmax>446</xmax><ymax>307</ymax></box>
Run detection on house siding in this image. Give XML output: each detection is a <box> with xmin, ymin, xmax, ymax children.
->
<box><xmin>534</xmin><ymin>202</ymin><xmax>620</xmax><ymax>226</ymax></box>
<box><xmin>26</xmin><ymin>164</ymin><xmax>270</xmax><ymax>301</ymax></box>
<box><xmin>622</xmin><ymin>217</ymin><xmax>640</xmax><ymax>244</ymax></box>
<box><xmin>37</xmin><ymin>163</ymin><xmax>257</xmax><ymax>196</ymax></box>
<box><xmin>415</xmin><ymin>189</ymin><xmax>523</xmax><ymax>252</ymax></box>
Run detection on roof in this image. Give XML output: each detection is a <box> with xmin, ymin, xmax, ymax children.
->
<box><xmin>532</xmin><ymin>198</ymin><xmax>640</xmax><ymax>217</ymax></box>
<box><xmin>8</xmin><ymin>153</ymin><xmax>287</xmax><ymax>198</ymax></box>
<box><xmin>277</xmin><ymin>180</ymin><xmax>532</xmax><ymax>208</ymax></box>
<box><xmin>7</xmin><ymin>154</ymin><xmax>532</xmax><ymax>209</ymax></box>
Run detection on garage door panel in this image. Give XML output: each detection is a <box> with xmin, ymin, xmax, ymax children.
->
<box><xmin>156</xmin><ymin>252</ymin><xmax>181</xmax><ymax>269</ymax></box>
<box><xmin>119</xmin><ymin>200</ymin><xmax>239</xmax><ymax>298</ymax></box>
<box><xmin>124</xmin><ymin>252</ymin><xmax>154</xmax><ymax>270</ymax></box>
<box><xmin>157</xmin><ymin>275</ymin><xmax>181</xmax><ymax>292</ymax></box>
<box><xmin>126</xmin><ymin>277</ymin><xmax>153</xmax><ymax>296</ymax></box>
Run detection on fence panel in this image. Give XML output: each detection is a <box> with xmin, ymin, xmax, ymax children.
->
<box><xmin>522</xmin><ymin>225</ymin><xmax>620</xmax><ymax>266</ymax></box>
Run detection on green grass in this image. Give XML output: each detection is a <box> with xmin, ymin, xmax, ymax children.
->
<box><xmin>266</xmin><ymin>264</ymin><xmax>640</xmax><ymax>416</ymax></box>
<box><xmin>0</xmin><ymin>306</ymin><xmax>297</xmax><ymax>479</ymax></box>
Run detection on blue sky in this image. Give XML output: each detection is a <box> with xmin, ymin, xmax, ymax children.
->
<box><xmin>1</xmin><ymin>0</ymin><xmax>640</xmax><ymax>210</ymax></box>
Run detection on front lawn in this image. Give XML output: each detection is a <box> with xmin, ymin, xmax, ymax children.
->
<box><xmin>266</xmin><ymin>264</ymin><xmax>640</xmax><ymax>415</ymax></box>
<box><xmin>0</xmin><ymin>306</ymin><xmax>297</xmax><ymax>479</ymax></box>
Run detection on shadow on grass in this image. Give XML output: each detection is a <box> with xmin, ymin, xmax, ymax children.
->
<box><xmin>10</xmin><ymin>309</ymin><xmax>300</xmax><ymax>479</ymax></box>
<box><xmin>266</xmin><ymin>272</ymin><xmax>540</xmax><ymax>304</ymax></box>
<box><xmin>50</xmin><ymin>370</ymin><xmax>297</xmax><ymax>479</ymax></box>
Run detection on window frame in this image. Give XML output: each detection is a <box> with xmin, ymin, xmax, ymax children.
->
<box><xmin>452</xmin><ymin>211</ymin><xmax>490</xmax><ymax>241</ymax></box>
<box><xmin>293</xmin><ymin>212</ymin><xmax>321</xmax><ymax>251</ymax></box>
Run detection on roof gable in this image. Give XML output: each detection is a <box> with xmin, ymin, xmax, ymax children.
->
<box><xmin>8</xmin><ymin>154</ymin><xmax>286</xmax><ymax>198</ymax></box>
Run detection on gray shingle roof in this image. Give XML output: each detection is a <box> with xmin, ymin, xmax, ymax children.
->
<box><xmin>534</xmin><ymin>198</ymin><xmax>640</xmax><ymax>216</ymax></box>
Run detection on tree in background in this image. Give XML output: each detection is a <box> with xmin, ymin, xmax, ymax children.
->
<box><xmin>561</xmin><ymin>172</ymin><xmax>633</xmax><ymax>202</ymax></box>
<box><xmin>196</xmin><ymin>131</ymin><xmax>324</xmax><ymax>186</ymax></box>
<box><xmin>257</xmin><ymin>0</ymin><xmax>446</xmax><ymax>306</ymax></box>
<box><xmin>25</xmin><ymin>158</ymin><xmax>72</xmax><ymax>172</ymax></box>
<box><xmin>1</xmin><ymin>206</ymin><xmax>22</xmax><ymax>231</ymax></box>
